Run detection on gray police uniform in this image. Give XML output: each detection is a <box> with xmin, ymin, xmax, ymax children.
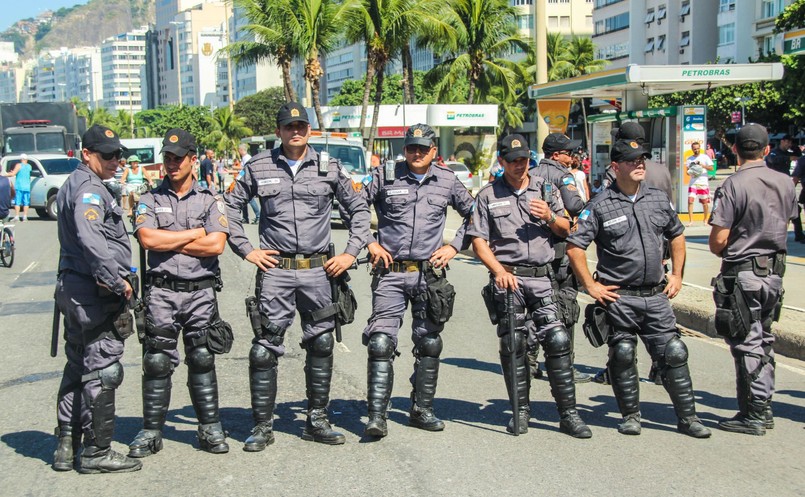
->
<box><xmin>128</xmin><ymin>180</ymin><xmax>230</xmax><ymax>455</ymax></box>
<box><xmin>470</xmin><ymin>175</ymin><xmax>590</xmax><ymax>436</ymax></box>
<box><xmin>362</xmin><ymin>160</ymin><xmax>474</xmax><ymax>431</ymax></box>
<box><xmin>54</xmin><ymin>163</ymin><xmax>132</xmax><ymax>461</ymax></box>
<box><xmin>709</xmin><ymin>160</ymin><xmax>797</xmax><ymax>429</ymax></box>
<box><xmin>568</xmin><ymin>184</ymin><xmax>706</xmax><ymax>429</ymax></box>
<box><xmin>530</xmin><ymin>158</ymin><xmax>586</xmax><ymax>377</ymax></box>
<box><xmin>225</xmin><ymin>144</ymin><xmax>370</xmax><ymax>446</ymax></box>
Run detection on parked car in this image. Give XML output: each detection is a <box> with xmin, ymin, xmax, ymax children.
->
<box><xmin>442</xmin><ymin>160</ymin><xmax>474</xmax><ymax>190</ymax></box>
<box><xmin>1</xmin><ymin>154</ymin><xmax>81</xmax><ymax>219</ymax></box>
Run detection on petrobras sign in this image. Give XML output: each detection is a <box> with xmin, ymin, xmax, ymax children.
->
<box><xmin>427</xmin><ymin>105</ymin><xmax>498</xmax><ymax>127</ymax></box>
<box><xmin>626</xmin><ymin>63</ymin><xmax>784</xmax><ymax>83</ymax></box>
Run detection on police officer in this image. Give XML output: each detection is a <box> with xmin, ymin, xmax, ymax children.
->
<box><xmin>765</xmin><ymin>133</ymin><xmax>794</xmax><ymax>175</ymax></box>
<box><xmin>528</xmin><ymin>133</ymin><xmax>590</xmax><ymax>383</ymax></box>
<box><xmin>52</xmin><ymin>125</ymin><xmax>142</xmax><ymax>473</ymax></box>
<box><xmin>127</xmin><ymin>128</ymin><xmax>231</xmax><ymax>457</ymax></box>
<box><xmin>361</xmin><ymin>123</ymin><xmax>475</xmax><ymax>438</ymax></box>
<box><xmin>470</xmin><ymin>134</ymin><xmax>591</xmax><ymax>438</ymax></box>
<box><xmin>566</xmin><ymin>139</ymin><xmax>710</xmax><ymax>438</ymax></box>
<box><xmin>225</xmin><ymin>102</ymin><xmax>370</xmax><ymax>450</ymax></box>
<box><xmin>709</xmin><ymin>124</ymin><xmax>797</xmax><ymax>436</ymax></box>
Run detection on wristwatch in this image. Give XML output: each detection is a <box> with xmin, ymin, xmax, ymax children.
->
<box><xmin>547</xmin><ymin>213</ymin><xmax>557</xmax><ymax>224</ymax></box>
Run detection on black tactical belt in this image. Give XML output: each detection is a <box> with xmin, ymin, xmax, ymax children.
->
<box><xmin>388</xmin><ymin>260</ymin><xmax>431</xmax><ymax>273</ymax></box>
<box><xmin>501</xmin><ymin>264</ymin><xmax>550</xmax><ymax>278</ymax></box>
<box><xmin>276</xmin><ymin>253</ymin><xmax>328</xmax><ymax>270</ymax></box>
<box><xmin>613</xmin><ymin>283</ymin><xmax>666</xmax><ymax>297</ymax></box>
<box><xmin>721</xmin><ymin>252</ymin><xmax>786</xmax><ymax>277</ymax></box>
<box><xmin>147</xmin><ymin>275</ymin><xmax>216</xmax><ymax>292</ymax></box>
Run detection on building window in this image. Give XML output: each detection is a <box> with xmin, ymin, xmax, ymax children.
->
<box><xmin>719</xmin><ymin>0</ymin><xmax>735</xmax><ymax>12</ymax></box>
<box><xmin>719</xmin><ymin>23</ymin><xmax>735</xmax><ymax>45</ymax></box>
<box><xmin>680</xmin><ymin>31</ymin><xmax>690</xmax><ymax>47</ymax></box>
<box><xmin>645</xmin><ymin>38</ymin><xmax>655</xmax><ymax>53</ymax></box>
<box><xmin>517</xmin><ymin>15</ymin><xmax>534</xmax><ymax>30</ymax></box>
<box><xmin>657</xmin><ymin>5</ymin><xmax>667</xmax><ymax>21</ymax></box>
<box><xmin>594</xmin><ymin>12</ymin><xmax>629</xmax><ymax>35</ymax></box>
<box><xmin>761</xmin><ymin>0</ymin><xmax>784</xmax><ymax>19</ymax></box>
<box><xmin>763</xmin><ymin>35</ymin><xmax>776</xmax><ymax>55</ymax></box>
<box><xmin>680</xmin><ymin>1</ymin><xmax>691</xmax><ymax>19</ymax></box>
<box><xmin>657</xmin><ymin>35</ymin><xmax>666</xmax><ymax>51</ymax></box>
<box><xmin>560</xmin><ymin>16</ymin><xmax>570</xmax><ymax>28</ymax></box>
<box><xmin>645</xmin><ymin>9</ymin><xmax>655</xmax><ymax>24</ymax></box>
<box><xmin>548</xmin><ymin>16</ymin><xmax>559</xmax><ymax>28</ymax></box>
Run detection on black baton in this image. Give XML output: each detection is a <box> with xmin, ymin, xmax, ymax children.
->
<box><xmin>50</xmin><ymin>301</ymin><xmax>60</xmax><ymax>358</ymax></box>
<box><xmin>507</xmin><ymin>288</ymin><xmax>519</xmax><ymax>436</ymax></box>
<box><xmin>328</xmin><ymin>243</ymin><xmax>342</xmax><ymax>343</ymax></box>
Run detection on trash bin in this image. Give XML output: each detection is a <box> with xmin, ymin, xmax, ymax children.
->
<box><xmin>708</xmin><ymin>159</ymin><xmax>718</xmax><ymax>179</ymax></box>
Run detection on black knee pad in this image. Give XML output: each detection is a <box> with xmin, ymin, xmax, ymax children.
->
<box><xmin>543</xmin><ymin>325</ymin><xmax>571</xmax><ymax>357</ymax></box>
<box><xmin>609</xmin><ymin>339</ymin><xmax>636</xmax><ymax>367</ymax></box>
<box><xmin>499</xmin><ymin>331</ymin><xmax>525</xmax><ymax>355</ymax></box>
<box><xmin>306</xmin><ymin>331</ymin><xmax>334</xmax><ymax>357</ymax></box>
<box><xmin>97</xmin><ymin>362</ymin><xmax>124</xmax><ymax>390</ymax></box>
<box><xmin>416</xmin><ymin>333</ymin><xmax>443</xmax><ymax>358</ymax></box>
<box><xmin>663</xmin><ymin>337</ymin><xmax>689</xmax><ymax>368</ymax></box>
<box><xmin>186</xmin><ymin>346</ymin><xmax>215</xmax><ymax>374</ymax></box>
<box><xmin>249</xmin><ymin>343</ymin><xmax>278</xmax><ymax>370</ymax></box>
<box><xmin>142</xmin><ymin>350</ymin><xmax>172</xmax><ymax>377</ymax></box>
<box><xmin>367</xmin><ymin>333</ymin><xmax>395</xmax><ymax>360</ymax></box>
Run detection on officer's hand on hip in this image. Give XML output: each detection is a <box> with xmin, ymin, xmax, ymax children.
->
<box><xmin>367</xmin><ymin>241</ymin><xmax>392</xmax><ymax>269</ymax></box>
<box><xmin>664</xmin><ymin>274</ymin><xmax>682</xmax><ymax>299</ymax></box>
<box><xmin>246</xmin><ymin>249</ymin><xmax>280</xmax><ymax>271</ymax></box>
<box><xmin>122</xmin><ymin>279</ymin><xmax>133</xmax><ymax>301</ymax></box>
<box><xmin>493</xmin><ymin>270</ymin><xmax>518</xmax><ymax>291</ymax></box>
<box><xmin>325</xmin><ymin>253</ymin><xmax>356</xmax><ymax>278</ymax></box>
<box><xmin>429</xmin><ymin>245</ymin><xmax>457</xmax><ymax>269</ymax></box>
<box><xmin>587</xmin><ymin>281</ymin><xmax>619</xmax><ymax>306</ymax></box>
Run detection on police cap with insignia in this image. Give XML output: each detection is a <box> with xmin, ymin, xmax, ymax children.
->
<box><xmin>277</xmin><ymin>101</ymin><xmax>310</xmax><ymax>127</ymax></box>
<box><xmin>499</xmin><ymin>134</ymin><xmax>531</xmax><ymax>162</ymax></box>
<box><xmin>613</xmin><ymin>121</ymin><xmax>646</xmax><ymax>143</ymax></box>
<box><xmin>404</xmin><ymin>123</ymin><xmax>436</xmax><ymax>148</ymax></box>
<box><xmin>82</xmin><ymin>125</ymin><xmax>123</xmax><ymax>154</ymax></box>
<box><xmin>161</xmin><ymin>128</ymin><xmax>198</xmax><ymax>157</ymax></box>
<box><xmin>610</xmin><ymin>139</ymin><xmax>651</xmax><ymax>162</ymax></box>
<box><xmin>735</xmin><ymin>123</ymin><xmax>769</xmax><ymax>152</ymax></box>
<box><xmin>542</xmin><ymin>132</ymin><xmax>582</xmax><ymax>155</ymax></box>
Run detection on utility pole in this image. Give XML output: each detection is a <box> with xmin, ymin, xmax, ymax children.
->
<box><xmin>534</xmin><ymin>0</ymin><xmax>548</xmax><ymax>150</ymax></box>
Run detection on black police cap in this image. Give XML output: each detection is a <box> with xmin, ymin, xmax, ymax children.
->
<box><xmin>735</xmin><ymin>123</ymin><xmax>769</xmax><ymax>152</ymax></box>
<box><xmin>610</xmin><ymin>139</ymin><xmax>651</xmax><ymax>163</ymax></box>
<box><xmin>613</xmin><ymin>121</ymin><xmax>646</xmax><ymax>143</ymax></box>
<box><xmin>82</xmin><ymin>125</ymin><xmax>123</xmax><ymax>154</ymax></box>
<box><xmin>161</xmin><ymin>128</ymin><xmax>198</xmax><ymax>157</ymax></box>
<box><xmin>499</xmin><ymin>134</ymin><xmax>531</xmax><ymax>163</ymax></box>
<box><xmin>404</xmin><ymin>124</ymin><xmax>436</xmax><ymax>147</ymax></box>
<box><xmin>277</xmin><ymin>102</ymin><xmax>310</xmax><ymax>127</ymax></box>
<box><xmin>542</xmin><ymin>133</ymin><xmax>581</xmax><ymax>155</ymax></box>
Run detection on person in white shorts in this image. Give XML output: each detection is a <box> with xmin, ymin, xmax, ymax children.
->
<box><xmin>686</xmin><ymin>141</ymin><xmax>714</xmax><ymax>225</ymax></box>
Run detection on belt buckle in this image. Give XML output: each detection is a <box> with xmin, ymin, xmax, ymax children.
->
<box><xmin>296</xmin><ymin>258</ymin><xmax>311</xmax><ymax>270</ymax></box>
<box><xmin>404</xmin><ymin>261</ymin><xmax>419</xmax><ymax>272</ymax></box>
<box><xmin>174</xmin><ymin>280</ymin><xmax>189</xmax><ymax>292</ymax></box>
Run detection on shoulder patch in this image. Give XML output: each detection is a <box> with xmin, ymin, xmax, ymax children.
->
<box><xmin>218</xmin><ymin>214</ymin><xmax>229</xmax><ymax>228</ymax></box>
<box><xmin>562</xmin><ymin>176</ymin><xmax>574</xmax><ymax>185</ymax></box>
<box><xmin>84</xmin><ymin>208</ymin><xmax>99</xmax><ymax>221</ymax></box>
<box><xmin>216</xmin><ymin>199</ymin><xmax>226</xmax><ymax>215</ymax></box>
<box><xmin>136</xmin><ymin>203</ymin><xmax>147</xmax><ymax>215</ymax></box>
<box><xmin>82</xmin><ymin>193</ymin><xmax>102</xmax><ymax>206</ymax></box>
<box><xmin>579</xmin><ymin>209</ymin><xmax>591</xmax><ymax>221</ymax></box>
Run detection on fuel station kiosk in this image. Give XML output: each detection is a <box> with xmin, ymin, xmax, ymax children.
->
<box><xmin>528</xmin><ymin>63</ymin><xmax>784</xmax><ymax>216</ymax></box>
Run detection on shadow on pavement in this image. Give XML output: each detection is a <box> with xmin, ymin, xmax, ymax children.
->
<box><xmin>1</xmin><ymin>430</ymin><xmax>55</xmax><ymax>467</ymax></box>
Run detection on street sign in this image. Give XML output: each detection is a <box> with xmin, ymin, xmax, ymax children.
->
<box><xmin>784</xmin><ymin>29</ymin><xmax>805</xmax><ymax>56</ymax></box>
<box><xmin>731</xmin><ymin>111</ymin><xmax>742</xmax><ymax>124</ymax></box>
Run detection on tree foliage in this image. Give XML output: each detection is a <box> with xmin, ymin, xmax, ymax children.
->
<box><xmin>775</xmin><ymin>0</ymin><xmax>805</xmax><ymax>33</ymax></box>
<box><xmin>329</xmin><ymin>72</ymin><xmax>438</xmax><ymax>105</ymax></box>
<box><xmin>205</xmin><ymin>107</ymin><xmax>253</xmax><ymax>157</ymax></box>
<box><xmin>234</xmin><ymin>87</ymin><xmax>286</xmax><ymax>135</ymax></box>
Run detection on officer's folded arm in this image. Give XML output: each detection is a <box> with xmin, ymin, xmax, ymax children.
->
<box><xmin>137</xmin><ymin>226</ymin><xmax>206</xmax><ymax>252</ymax></box>
<box><xmin>179</xmin><ymin>231</ymin><xmax>228</xmax><ymax>257</ymax></box>
<box><xmin>708</xmin><ymin>225</ymin><xmax>730</xmax><ymax>257</ymax></box>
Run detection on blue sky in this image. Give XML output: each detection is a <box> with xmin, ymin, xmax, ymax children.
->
<box><xmin>3</xmin><ymin>1</ymin><xmax>88</xmax><ymax>32</ymax></box>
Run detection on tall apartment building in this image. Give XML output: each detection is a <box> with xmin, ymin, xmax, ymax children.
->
<box><xmin>101</xmin><ymin>29</ymin><xmax>147</xmax><ymax>112</ymax></box>
<box><xmin>230</xmin><ymin>5</ymin><xmax>283</xmax><ymax>102</ymax></box>
<box><xmin>717</xmin><ymin>0</ymin><xmax>793</xmax><ymax>62</ymax></box>
<box><xmin>65</xmin><ymin>47</ymin><xmax>103</xmax><ymax>109</ymax></box>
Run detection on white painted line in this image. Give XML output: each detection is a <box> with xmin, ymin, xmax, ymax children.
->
<box><xmin>22</xmin><ymin>261</ymin><xmax>36</xmax><ymax>273</ymax></box>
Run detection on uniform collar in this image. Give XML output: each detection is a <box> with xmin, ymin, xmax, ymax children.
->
<box><xmin>77</xmin><ymin>163</ymin><xmax>105</xmax><ymax>185</ymax></box>
<box><xmin>402</xmin><ymin>161</ymin><xmax>437</xmax><ymax>182</ymax></box>
<box><xmin>157</xmin><ymin>178</ymin><xmax>203</xmax><ymax>199</ymax></box>
<box><xmin>498</xmin><ymin>174</ymin><xmax>536</xmax><ymax>194</ymax></box>
<box><xmin>610</xmin><ymin>182</ymin><xmax>645</xmax><ymax>202</ymax></box>
<box><xmin>737</xmin><ymin>159</ymin><xmax>767</xmax><ymax>172</ymax></box>
<box><xmin>276</xmin><ymin>145</ymin><xmax>317</xmax><ymax>168</ymax></box>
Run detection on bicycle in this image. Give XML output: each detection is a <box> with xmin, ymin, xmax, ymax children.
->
<box><xmin>0</xmin><ymin>220</ymin><xmax>15</xmax><ymax>268</ymax></box>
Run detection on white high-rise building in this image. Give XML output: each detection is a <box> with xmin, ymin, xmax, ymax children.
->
<box><xmin>230</xmin><ymin>5</ymin><xmax>283</xmax><ymax>102</ymax></box>
<box><xmin>101</xmin><ymin>28</ymin><xmax>147</xmax><ymax>113</ymax></box>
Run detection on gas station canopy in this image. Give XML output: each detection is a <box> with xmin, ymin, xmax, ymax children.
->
<box><xmin>528</xmin><ymin>63</ymin><xmax>785</xmax><ymax>100</ymax></box>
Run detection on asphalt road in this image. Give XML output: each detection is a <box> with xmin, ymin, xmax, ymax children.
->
<box><xmin>1</xmin><ymin>219</ymin><xmax>804</xmax><ymax>497</ymax></box>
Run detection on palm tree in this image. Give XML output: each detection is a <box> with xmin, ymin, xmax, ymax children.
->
<box><xmin>222</xmin><ymin>0</ymin><xmax>298</xmax><ymax>102</ymax></box>
<box><xmin>206</xmin><ymin>107</ymin><xmax>253</xmax><ymax>160</ymax></box>
<box><xmin>423</xmin><ymin>0</ymin><xmax>529</xmax><ymax>104</ymax></box>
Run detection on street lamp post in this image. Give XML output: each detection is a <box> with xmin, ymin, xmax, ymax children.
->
<box><xmin>734</xmin><ymin>96</ymin><xmax>750</xmax><ymax>126</ymax></box>
<box><xmin>170</xmin><ymin>21</ymin><xmax>184</xmax><ymax>106</ymax></box>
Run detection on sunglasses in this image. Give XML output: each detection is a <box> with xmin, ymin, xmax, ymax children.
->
<box><xmin>405</xmin><ymin>144</ymin><xmax>432</xmax><ymax>155</ymax></box>
<box><xmin>93</xmin><ymin>149</ymin><xmax>122</xmax><ymax>161</ymax></box>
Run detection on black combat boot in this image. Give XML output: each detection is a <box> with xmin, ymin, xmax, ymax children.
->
<box><xmin>129</xmin><ymin>372</ymin><xmax>171</xmax><ymax>458</ymax></box>
<box><xmin>302</xmin><ymin>333</ymin><xmax>346</xmax><ymax>444</ymax></box>
<box><xmin>718</xmin><ymin>397</ymin><xmax>768</xmax><ymax>436</ymax></box>
<box><xmin>187</xmin><ymin>348</ymin><xmax>229</xmax><ymax>454</ymax></box>
<box><xmin>544</xmin><ymin>327</ymin><xmax>592</xmax><ymax>439</ymax></box>
<box><xmin>244</xmin><ymin>344</ymin><xmax>278</xmax><ymax>452</ymax></box>
<box><xmin>500</xmin><ymin>331</ymin><xmax>530</xmax><ymax>435</ymax></box>
<box><xmin>409</xmin><ymin>334</ymin><xmax>445</xmax><ymax>432</ymax></box>
<box><xmin>608</xmin><ymin>340</ymin><xmax>641</xmax><ymax>435</ymax></box>
<box><xmin>79</xmin><ymin>388</ymin><xmax>142</xmax><ymax>474</ymax></box>
<box><xmin>52</xmin><ymin>424</ymin><xmax>80</xmax><ymax>471</ymax></box>
<box><xmin>366</xmin><ymin>334</ymin><xmax>395</xmax><ymax>438</ymax></box>
<box><xmin>660</xmin><ymin>338</ymin><xmax>711</xmax><ymax>439</ymax></box>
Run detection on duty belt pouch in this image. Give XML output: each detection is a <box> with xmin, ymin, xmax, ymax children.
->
<box><xmin>481</xmin><ymin>282</ymin><xmax>499</xmax><ymax>325</ymax></box>
<box><xmin>112</xmin><ymin>307</ymin><xmax>135</xmax><ymax>341</ymax></box>
<box><xmin>336</xmin><ymin>273</ymin><xmax>357</xmax><ymax>325</ymax></box>
<box><xmin>582</xmin><ymin>303</ymin><xmax>609</xmax><ymax>348</ymax></box>
<box><xmin>424</xmin><ymin>268</ymin><xmax>456</xmax><ymax>325</ymax></box>
<box><xmin>245</xmin><ymin>296</ymin><xmax>262</xmax><ymax>338</ymax></box>
<box><xmin>206</xmin><ymin>319</ymin><xmax>234</xmax><ymax>354</ymax></box>
<box><xmin>711</xmin><ymin>274</ymin><xmax>751</xmax><ymax>340</ymax></box>
<box><xmin>772</xmin><ymin>288</ymin><xmax>785</xmax><ymax>323</ymax></box>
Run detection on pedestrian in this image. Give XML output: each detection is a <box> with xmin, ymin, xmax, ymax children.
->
<box><xmin>200</xmin><ymin>150</ymin><xmax>216</xmax><ymax>189</ymax></box>
<box><xmin>470</xmin><ymin>134</ymin><xmax>592</xmax><ymax>438</ymax></box>
<box><xmin>237</xmin><ymin>143</ymin><xmax>260</xmax><ymax>224</ymax></box>
<box><xmin>216</xmin><ymin>156</ymin><xmax>227</xmax><ymax>193</ymax></box>
<box><xmin>225</xmin><ymin>102</ymin><xmax>371</xmax><ymax>450</ymax></box>
<box><xmin>527</xmin><ymin>133</ymin><xmax>590</xmax><ymax>383</ymax></box>
<box><xmin>591</xmin><ymin>178</ymin><xmax>603</xmax><ymax>196</ymax></box>
<box><xmin>52</xmin><ymin>125</ymin><xmax>142</xmax><ymax>473</ymax></box>
<box><xmin>3</xmin><ymin>153</ymin><xmax>32</xmax><ymax>221</ymax></box>
<box><xmin>360</xmin><ymin>123</ymin><xmax>475</xmax><ymax>438</ymax></box>
<box><xmin>569</xmin><ymin>155</ymin><xmax>590</xmax><ymax>203</ymax></box>
<box><xmin>0</xmin><ymin>170</ymin><xmax>13</xmax><ymax>220</ymax></box>
<box><xmin>120</xmin><ymin>155</ymin><xmax>153</xmax><ymax>217</ymax></box>
<box><xmin>566</xmin><ymin>139</ymin><xmax>710</xmax><ymax>438</ymax></box>
<box><xmin>791</xmin><ymin>154</ymin><xmax>805</xmax><ymax>242</ymax></box>
<box><xmin>127</xmin><ymin>128</ymin><xmax>232</xmax><ymax>458</ymax></box>
<box><xmin>686</xmin><ymin>141</ymin><xmax>714</xmax><ymax>226</ymax></box>
<box><xmin>709</xmin><ymin>124</ymin><xmax>797</xmax><ymax>436</ymax></box>
<box><xmin>765</xmin><ymin>133</ymin><xmax>794</xmax><ymax>175</ymax></box>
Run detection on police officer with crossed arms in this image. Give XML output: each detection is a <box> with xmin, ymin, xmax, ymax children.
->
<box><xmin>470</xmin><ymin>134</ymin><xmax>592</xmax><ymax>438</ymax></box>
<box><xmin>128</xmin><ymin>128</ymin><xmax>232</xmax><ymax>457</ymax></box>
<box><xmin>360</xmin><ymin>124</ymin><xmax>474</xmax><ymax>438</ymax></box>
<box><xmin>226</xmin><ymin>103</ymin><xmax>370</xmax><ymax>449</ymax></box>
<box><xmin>567</xmin><ymin>139</ymin><xmax>710</xmax><ymax>438</ymax></box>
